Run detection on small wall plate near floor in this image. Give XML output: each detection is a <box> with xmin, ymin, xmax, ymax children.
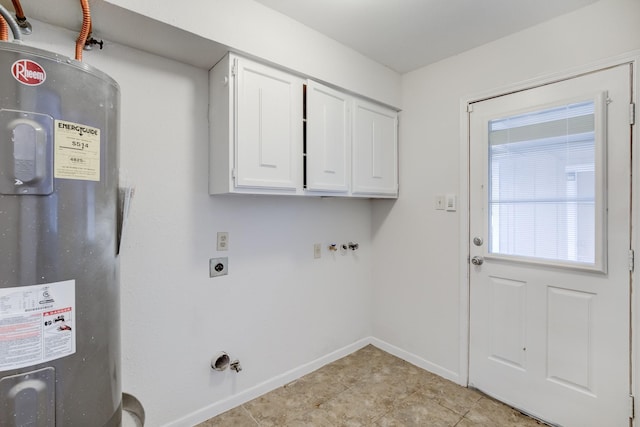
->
<box><xmin>209</xmin><ymin>257</ymin><xmax>228</xmax><ymax>277</ymax></box>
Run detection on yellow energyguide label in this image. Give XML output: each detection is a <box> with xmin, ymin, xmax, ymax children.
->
<box><xmin>54</xmin><ymin>120</ymin><xmax>101</xmax><ymax>181</ymax></box>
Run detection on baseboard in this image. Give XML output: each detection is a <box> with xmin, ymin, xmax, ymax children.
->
<box><xmin>369</xmin><ymin>337</ymin><xmax>461</xmax><ymax>385</ymax></box>
<box><xmin>166</xmin><ymin>337</ymin><xmax>370</xmax><ymax>427</ymax></box>
<box><xmin>166</xmin><ymin>336</ymin><xmax>462</xmax><ymax>426</ymax></box>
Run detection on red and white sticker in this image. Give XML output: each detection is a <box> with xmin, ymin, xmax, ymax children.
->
<box><xmin>11</xmin><ymin>59</ymin><xmax>46</xmax><ymax>86</ymax></box>
<box><xmin>0</xmin><ymin>279</ymin><xmax>76</xmax><ymax>371</ymax></box>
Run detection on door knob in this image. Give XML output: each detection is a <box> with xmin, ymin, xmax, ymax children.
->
<box><xmin>471</xmin><ymin>256</ymin><xmax>484</xmax><ymax>266</ymax></box>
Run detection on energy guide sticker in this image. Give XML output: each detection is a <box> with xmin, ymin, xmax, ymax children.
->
<box><xmin>0</xmin><ymin>280</ymin><xmax>76</xmax><ymax>371</ymax></box>
<box><xmin>54</xmin><ymin>120</ymin><xmax>101</xmax><ymax>181</ymax></box>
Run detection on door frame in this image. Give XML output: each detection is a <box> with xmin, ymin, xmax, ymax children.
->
<box><xmin>458</xmin><ymin>51</ymin><xmax>639</xmax><ymax>421</ymax></box>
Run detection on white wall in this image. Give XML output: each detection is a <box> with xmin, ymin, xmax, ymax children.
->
<box><xmin>372</xmin><ymin>0</ymin><xmax>640</xmax><ymax>383</ymax></box>
<box><xmin>17</xmin><ymin>20</ymin><xmax>376</xmax><ymax>426</ymax></box>
<box><xmin>102</xmin><ymin>0</ymin><xmax>401</xmax><ymax>108</ymax></box>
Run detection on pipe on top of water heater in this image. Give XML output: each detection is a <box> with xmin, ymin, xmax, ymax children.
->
<box><xmin>75</xmin><ymin>0</ymin><xmax>91</xmax><ymax>61</ymax></box>
<box><xmin>11</xmin><ymin>0</ymin><xmax>25</xmax><ymax>21</ymax></box>
<box><xmin>0</xmin><ymin>1</ymin><xmax>96</xmax><ymax>58</ymax></box>
<box><xmin>11</xmin><ymin>0</ymin><xmax>32</xmax><ymax>35</ymax></box>
<box><xmin>0</xmin><ymin>4</ymin><xmax>22</xmax><ymax>41</ymax></box>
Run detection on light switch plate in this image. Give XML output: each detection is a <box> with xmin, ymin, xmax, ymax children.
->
<box><xmin>313</xmin><ymin>243</ymin><xmax>321</xmax><ymax>259</ymax></box>
<box><xmin>446</xmin><ymin>194</ymin><xmax>457</xmax><ymax>211</ymax></box>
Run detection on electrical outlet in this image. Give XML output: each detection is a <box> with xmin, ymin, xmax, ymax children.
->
<box><xmin>313</xmin><ymin>243</ymin><xmax>321</xmax><ymax>259</ymax></box>
<box><xmin>209</xmin><ymin>257</ymin><xmax>228</xmax><ymax>277</ymax></box>
<box><xmin>217</xmin><ymin>232</ymin><xmax>229</xmax><ymax>251</ymax></box>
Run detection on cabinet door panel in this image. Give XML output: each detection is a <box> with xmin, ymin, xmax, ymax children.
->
<box><xmin>235</xmin><ymin>58</ymin><xmax>302</xmax><ymax>190</ymax></box>
<box><xmin>352</xmin><ymin>100</ymin><xmax>398</xmax><ymax>196</ymax></box>
<box><xmin>306</xmin><ymin>81</ymin><xmax>350</xmax><ymax>193</ymax></box>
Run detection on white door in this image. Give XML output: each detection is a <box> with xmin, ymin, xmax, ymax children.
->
<box><xmin>469</xmin><ymin>64</ymin><xmax>633</xmax><ymax>427</ymax></box>
<box><xmin>235</xmin><ymin>57</ymin><xmax>303</xmax><ymax>190</ymax></box>
<box><xmin>306</xmin><ymin>80</ymin><xmax>350</xmax><ymax>193</ymax></box>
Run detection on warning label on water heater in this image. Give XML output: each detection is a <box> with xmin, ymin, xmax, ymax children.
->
<box><xmin>0</xmin><ymin>280</ymin><xmax>76</xmax><ymax>371</ymax></box>
<box><xmin>54</xmin><ymin>120</ymin><xmax>101</xmax><ymax>181</ymax></box>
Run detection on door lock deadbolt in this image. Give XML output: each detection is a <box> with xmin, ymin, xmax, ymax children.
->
<box><xmin>473</xmin><ymin>237</ymin><xmax>483</xmax><ymax>246</ymax></box>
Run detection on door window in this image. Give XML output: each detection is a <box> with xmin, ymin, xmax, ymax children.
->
<box><xmin>487</xmin><ymin>97</ymin><xmax>605</xmax><ymax>270</ymax></box>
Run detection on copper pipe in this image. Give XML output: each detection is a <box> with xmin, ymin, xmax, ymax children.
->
<box><xmin>0</xmin><ymin>16</ymin><xmax>8</xmax><ymax>41</ymax></box>
<box><xmin>11</xmin><ymin>0</ymin><xmax>25</xmax><ymax>20</ymax></box>
<box><xmin>75</xmin><ymin>0</ymin><xmax>91</xmax><ymax>61</ymax></box>
<box><xmin>0</xmin><ymin>5</ymin><xmax>20</xmax><ymax>40</ymax></box>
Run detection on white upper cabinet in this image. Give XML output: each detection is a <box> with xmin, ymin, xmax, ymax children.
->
<box><xmin>209</xmin><ymin>54</ymin><xmax>303</xmax><ymax>195</ymax></box>
<box><xmin>305</xmin><ymin>81</ymin><xmax>350</xmax><ymax>193</ymax></box>
<box><xmin>209</xmin><ymin>53</ymin><xmax>398</xmax><ymax>198</ymax></box>
<box><xmin>235</xmin><ymin>58</ymin><xmax>303</xmax><ymax>191</ymax></box>
<box><xmin>352</xmin><ymin>99</ymin><xmax>398</xmax><ymax>197</ymax></box>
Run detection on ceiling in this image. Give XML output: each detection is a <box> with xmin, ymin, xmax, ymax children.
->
<box><xmin>0</xmin><ymin>0</ymin><xmax>600</xmax><ymax>73</ymax></box>
<box><xmin>252</xmin><ymin>0</ymin><xmax>599</xmax><ymax>73</ymax></box>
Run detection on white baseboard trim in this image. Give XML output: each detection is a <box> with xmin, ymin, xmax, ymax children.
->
<box><xmin>369</xmin><ymin>337</ymin><xmax>461</xmax><ymax>385</ymax></box>
<box><xmin>165</xmin><ymin>336</ymin><xmax>462</xmax><ymax>426</ymax></box>
<box><xmin>165</xmin><ymin>338</ymin><xmax>370</xmax><ymax>427</ymax></box>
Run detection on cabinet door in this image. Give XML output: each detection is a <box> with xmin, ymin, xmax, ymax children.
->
<box><xmin>306</xmin><ymin>81</ymin><xmax>350</xmax><ymax>193</ymax></box>
<box><xmin>235</xmin><ymin>57</ymin><xmax>303</xmax><ymax>191</ymax></box>
<box><xmin>352</xmin><ymin>100</ymin><xmax>398</xmax><ymax>196</ymax></box>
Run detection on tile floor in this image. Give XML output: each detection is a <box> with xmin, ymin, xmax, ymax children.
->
<box><xmin>197</xmin><ymin>345</ymin><xmax>543</xmax><ymax>426</ymax></box>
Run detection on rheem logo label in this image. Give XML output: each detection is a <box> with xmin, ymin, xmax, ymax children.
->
<box><xmin>11</xmin><ymin>59</ymin><xmax>46</xmax><ymax>86</ymax></box>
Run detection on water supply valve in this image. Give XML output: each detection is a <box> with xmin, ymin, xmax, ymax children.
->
<box><xmin>230</xmin><ymin>360</ymin><xmax>242</xmax><ymax>372</ymax></box>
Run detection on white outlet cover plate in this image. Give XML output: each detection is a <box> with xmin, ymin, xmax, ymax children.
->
<box><xmin>217</xmin><ymin>232</ymin><xmax>229</xmax><ymax>251</ymax></box>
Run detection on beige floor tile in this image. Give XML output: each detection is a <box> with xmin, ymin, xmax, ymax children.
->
<box><xmin>283</xmin><ymin>364</ymin><xmax>350</xmax><ymax>407</ymax></box>
<box><xmin>456</xmin><ymin>415</ymin><xmax>542</xmax><ymax>427</ymax></box>
<box><xmin>463</xmin><ymin>396</ymin><xmax>544</xmax><ymax>427</ymax></box>
<box><xmin>195</xmin><ymin>406</ymin><xmax>256</xmax><ymax>427</ymax></box>
<box><xmin>374</xmin><ymin>391</ymin><xmax>462</xmax><ymax>427</ymax></box>
<box><xmin>315</xmin><ymin>382</ymin><xmax>396</xmax><ymax>425</ymax></box>
<box><xmin>242</xmin><ymin>385</ymin><xmax>310</xmax><ymax>427</ymax></box>
<box><xmin>278</xmin><ymin>408</ymin><xmax>335</xmax><ymax>427</ymax></box>
<box><xmin>455</xmin><ymin>418</ymin><xmax>479</xmax><ymax>427</ymax></box>
<box><xmin>315</xmin><ymin>346</ymin><xmax>383</xmax><ymax>388</ymax></box>
<box><xmin>415</xmin><ymin>374</ymin><xmax>483</xmax><ymax>415</ymax></box>
<box><xmin>199</xmin><ymin>346</ymin><xmax>541</xmax><ymax>427</ymax></box>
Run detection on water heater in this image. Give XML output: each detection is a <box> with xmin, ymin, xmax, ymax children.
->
<box><xmin>0</xmin><ymin>42</ymin><xmax>121</xmax><ymax>426</ymax></box>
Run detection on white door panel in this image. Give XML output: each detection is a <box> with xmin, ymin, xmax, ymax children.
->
<box><xmin>469</xmin><ymin>64</ymin><xmax>632</xmax><ymax>427</ymax></box>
